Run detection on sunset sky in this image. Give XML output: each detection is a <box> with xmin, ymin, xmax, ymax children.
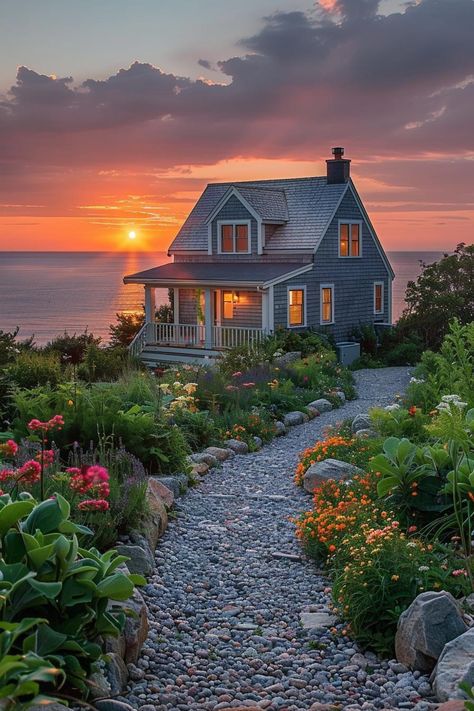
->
<box><xmin>0</xmin><ymin>0</ymin><xmax>473</xmax><ymax>252</ymax></box>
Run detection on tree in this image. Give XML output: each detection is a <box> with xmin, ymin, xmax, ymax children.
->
<box><xmin>397</xmin><ymin>243</ymin><xmax>474</xmax><ymax>350</ymax></box>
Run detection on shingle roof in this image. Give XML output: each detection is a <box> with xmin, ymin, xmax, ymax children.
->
<box><xmin>123</xmin><ymin>261</ymin><xmax>313</xmax><ymax>287</ymax></box>
<box><xmin>169</xmin><ymin>177</ymin><xmax>348</xmax><ymax>253</ymax></box>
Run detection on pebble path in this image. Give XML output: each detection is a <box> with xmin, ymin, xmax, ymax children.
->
<box><xmin>126</xmin><ymin>367</ymin><xmax>437</xmax><ymax>711</ymax></box>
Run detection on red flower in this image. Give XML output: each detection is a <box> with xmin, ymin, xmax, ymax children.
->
<box><xmin>0</xmin><ymin>468</ymin><xmax>15</xmax><ymax>482</ymax></box>
<box><xmin>28</xmin><ymin>414</ymin><xmax>64</xmax><ymax>433</ymax></box>
<box><xmin>408</xmin><ymin>406</ymin><xmax>417</xmax><ymax>417</ymax></box>
<box><xmin>68</xmin><ymin>465</ymin><xmax>110</xmax><ymax>498</ymax></box>
<box><xmin>0</xmin><ymin>440</ymin><xmax>18</xmax><ymax>458</ymax></box>
<box><xmin>17</xmin><ymin>460</ymin><xmax>41</xmax><ymax>484</ymax></box>
<box><xmin>78</xmin><ymin>498</ymin><xmax>109</xmax><ymax>512</ymax></box>
<box><xmin>36</xmin><ymin>449</ymin><xmax>55</xmax><ymax>466</ymax></box>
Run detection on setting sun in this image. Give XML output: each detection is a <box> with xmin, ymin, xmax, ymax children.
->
<box><xmin>128</xmin><ymin>230</ymin><xmax>137</xmax><ymax>240</ymax></box>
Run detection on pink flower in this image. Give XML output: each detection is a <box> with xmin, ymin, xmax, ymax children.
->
<box><xmin>68</xmin><ymin>465</ymin><xmax>110</xmax><ymax>498</ymax></box>
<box><xmin>0</xmin><ymin>440</ymin><xmax>18</xmax><ymax>458</ymax></box>
<box><xmin>242</xmin><ymin>382</ymin><xmax>255</xmax><ymax>389</ymax></box>
<box><xmin>17</xmin><ymin>460</ymin><xmax>41</xmax><ymax>484</ymax></box>
<box><xmin>0</xmin><ymin>468</ymin><xmax>15</xmax><ymax>482</ymax></box>
<box><xmin>225</xmin><ymin>385</ymin><xmax>239</xmax><ymax>392</ymax></box>
<box><xmin>27</xmin><ymin>414</ymin><xmax>64</xmax><ymax>433</ymax></box>
<box><xmin>78</xmin><ymin>498</ymin><xmax>109</xmax><ymax>512</ymax></box>
<box><xmin>452</xmin><ymin>569</ymin><xmax>467</xmax><ymax>577</ymax></box>
<box><xmin>86</xmin><ymin>465</ymin><xmax>109</xmax><ymax>484</ymax></box>
<box><xmin>231</xmin><ymin>372</ymin><xmax>243</xmax><ymax>378</ymax></box>
<box><xmin>407</xmin><ymin>525</ymin><xmax>418</xmax><ymax>533</ymax></box>
<box><xmin>28</xmin><ymin>419</ymin><xmax>44</xmax><ymax>432</ymax></box>
<box><xmin>36</xmin><ymin>449</ymin><xmax>55</xmax><ymax>466</ymax></box>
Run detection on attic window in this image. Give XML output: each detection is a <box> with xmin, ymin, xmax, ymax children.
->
<box><xmin>218</xmin><ymin>221</ymin><xmax>250</xmax><ymax>254</ymax></box>
<box><xmin>339</xmin><ymin>222</ymin><xmax>361</xmax><ymax>257</ymax></box>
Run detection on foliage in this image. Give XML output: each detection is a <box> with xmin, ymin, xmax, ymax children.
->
<box><xmin>0</xmin><ymin>493</ymin><xmax>143</xmax><ymax>698</ymax></box>
<box><xmin>397</xmin><ymin>243</ymin><xmax>474</xmax><ymax>351</ymax></box>
<box><xmin>0</xmin><ymin>329</ymin><xmax>21</xmax><ymax>368</ymax></box>
<box><xmin>369</xmin><ymin>404</ymin><xmax>429</xmax><ymax>442</ymax></box>
<box><xmin>9</xmin><ymin>352</ymin><xmax>62</xmax><ymax>389</ymax></box>
<box><xmin>272</xmin><ymin>327</ymin><xmax>333</xmax><ymax>356</ymax></box>
<box><xmin>217</xmin><ymin>409</ymin><xmax>277</xmax><ymax>446</ymax></box>
<box><xmin>77</xmin><ymin>343</ymin><xmax>128</xmax><ymax>382</ymax></box>
<box><xmin>44</xmin><ymin>331</ymin><xmax>101</xmax><ymax>366</ymax></box>
<box><xmin>109</xmin><ymin>311</ymin><xmax>144</xmax><ymax>348</ymax></box>
<box><xmin>170</xmin><ymin>409</ymin><xmax>220</xmax><ymax>451</ymax></box>
<box><xmin>218</xmin><ymin>340</ymin><xmax>274</xmax><ymax>378</ymax></box>
<box><xmin>295</xmin><ymin>434</ymin><xmax>376</xmax><ymax>486</ymax></box>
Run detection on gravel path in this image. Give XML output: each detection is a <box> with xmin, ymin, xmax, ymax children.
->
<box><xmin>126</xmin><ymin>367</ymin><xmax>436</xmax><ymax>711</ymax></box>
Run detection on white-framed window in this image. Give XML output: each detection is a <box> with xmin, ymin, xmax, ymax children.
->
<box><xmin>338</xmin><ymin>220</ymin><xmax>362</xmax><ymax>257</ymax></box>
<box><xmin>287</xmin><ymin>286</ymin><xmax>306</xmax><ymax>328</ymax></box>
<box><xmin>374</xmin><ymin>281</ymin><xmax>384</xmax><ymax>315</ymax></box>
<box><xmin>217</xmin><ymin>220</ymin><xmax>251</xmax><ymax>254</ymax></box>
<box><xmin>320</xmin><ymin>284</ymin><xmax>334</xmax><ymax>325</ymax></box>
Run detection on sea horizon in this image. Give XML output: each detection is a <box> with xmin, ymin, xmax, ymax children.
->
<box><xmin>0</xmin><ymin>250</ymin><xmax>446</xmax><ymax>344</ymax></box>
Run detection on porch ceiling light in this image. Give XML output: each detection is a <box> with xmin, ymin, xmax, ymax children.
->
<box><xmin>233</xmin><ymin>292</ymin><xmax>240</xmax><ymax>303</ymax></box>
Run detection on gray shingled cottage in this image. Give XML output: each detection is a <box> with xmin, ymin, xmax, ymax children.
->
<box><xmin>124</xmin><ymin>148</ymin><xmax>394</xmax><ymax>365</ymax></box>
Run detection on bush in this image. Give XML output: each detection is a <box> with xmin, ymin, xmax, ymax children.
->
<box><xmin>273</xmin><ymin>327</ymin><xmax>333</xmax><ymax>356</ymax></box>
<box><xmin>216</xmin><ymin>409</ymin><xmax>277</xmax><ymax>446</ymax></box>
<box><xmin>77</xmin><ymin>343</ymin><xmax>128</xmax><ymax>382</ymax></box>
<box><xmin>9</xmin><ymin>351</ymin><xmax>62</xmax><ymax>388</ymax></box>
<box><xmin>218</xmin><ymin>340</ymin><xmax>274</xmax><ymax>377</ymax></box>
<box><xmin>0</xmin><ymin>493</ymin><xmax>143</xmax><ymax>698</ymax></box>
<box><xmin>171</xmin><ymin>409</ymin><xmax>220</xmax><ymax>451</ymax></box>
<box><xmin>294</xmin><ymin>434</ymin><xmax>378</xmax><ymax>486</ymax></box>
<box><xmin>369</xmin><ymin>405</ymin><xmax>429</xmax><ymax>442</ymax></box>
<box><xmin>109</xmin><ymin>311</ymin><xmax>144</xmax><ymax>348</ymax></box>
<box><xmin>44</xmin><ymin>330</ymin><xmax>101</xmax><ymax>365</ymax></box>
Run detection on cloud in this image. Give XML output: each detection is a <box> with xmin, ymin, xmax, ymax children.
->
<box><xmin>0</xmin><ymin>0</ymin><xmax>473</xmax><ymax>218</ymax></box>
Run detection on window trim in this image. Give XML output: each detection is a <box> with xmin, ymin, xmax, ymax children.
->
<box><xmin>373</xmin><ymin>281</ymin><xmax>384</xmax><ymax>315</ymax></box>
<box><xmin>320</xmin><ymin>283</ymin><xmax>335</xmax><ymax>325</ymax></box>
<box><xmin>217</xmin><ymin>220</ymin><xmax>251</xmax><ymax>254</ymax></box>
<box><xmin>222</xmin><ymin>290</ymin><xmax>235</xmax><ymax>320</ymax></box>
<box><xmin>287</xmin><ymin>285</ymin><xmax>307</xmax><ymax>329</ymax></box>
<box><xmin>338</xmin><ymin>220</ymin><xmax>363</xmax><ymax>258</ymax></box>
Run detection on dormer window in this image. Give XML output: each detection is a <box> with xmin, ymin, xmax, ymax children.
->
<box><xmin>339</xmin><ymin>221</ymin><xmax>361</xmax><ymax>257</ymax></box>
<box><xmin>218</xmin><ymin>221</ymin><xmax>250</xmax><ymax>254</ymax></box>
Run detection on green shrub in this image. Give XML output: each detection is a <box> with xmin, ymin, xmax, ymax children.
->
<box><xmin>218</xmin><ymin>340</ymin><xmax>274</xmax><ymax>377</ymax></box>
<box><xmin>0</xmin><ymin>493</ymin><xmax>143</xmax><ymax>697</ymax></box>
<box><xmin>370</xmin><ymin>405</ymin><xmax>429</xmax><ymax>442</ymax></box>
<box><xmin>109</xmin><ymin>311</ymin><xmax>144</xmax><ymax>348</ymax></box>
<box><xmin>77</xmin><ymin>343</ymin><xmax>128</xmax><ymax>382</ymax></box>
<box><xmin>44</xmin><ymin>330</ymin><xmax>101</xmax><ymax>365</ymax></box>
<box><xmin>273</xmin><ymin>327</ymin><xmax>333</xmax><ymax>356</ymax></box>
<box><xmin>170</xmin><ymin>409</ymin><xmax>220</xmax><ymax>451</ymax></box>
<box><xmin>9</xmin><ymin>352</ymin><xmax>62</xmax><ymax>388</ymax></box>
<box><xmin>383</xmin><ymin>341</ymin><xmax>421</xmax><ymax>366</ymax></box>
<box><xmin>216</xmin><ymin>408</ymin><xmax>277</xmax><ymax>445</ymax></box>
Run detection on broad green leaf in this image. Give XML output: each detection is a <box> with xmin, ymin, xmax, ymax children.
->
<box><xmin>96</xmin><ymin>573</ymin><xmax>134</xmax><ymax>600</ymax></box>
<box><xmin>28</xmin><ymin>579</ymin><xmax>62</xmax><ymax>599</ymax></box>
<box><xmin>0</xmin><ymin>501</ymin><xmax>35</xmax><ymax>537</ymax></box>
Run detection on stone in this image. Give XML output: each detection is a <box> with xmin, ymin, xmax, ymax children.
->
<box><xmin>224</xmin><ymin>438</ymin><xmax>249</xmax><ymax>455</ymax></box>
<box><xmin>147</xmin><ymin>477</ymin><xmax>174</xmax><ymax>507</ymax></box>
<box><xmin>118</xmin><ymin>587</ymin><xmax>149</xmax><ymax>665</ymax></box>
<box><xmin>105</xmin><ymin>652</ymin><xmax>129</xmax><ymax>693</ymax></box>
<box><xmin>284</xmin><ymin>411</ymin><xmax>305</xmax><ymax>427</ymax></box>
<box><xmin>190</xmin><ymin>451</ymin><xmax>219</xmax><ymax>467</ymax></box>
<box><xmin>395</xmin><ymin>591</ymin><xmax>468</xmax><ymax>673</ymax></box>
<box><xmin>436</xmin><ymin>702</ymin><xmax>466</xmax><ymax>711</ymax></box>
<box><xmin>153</xmin><ymin>475</ymin><xmax>181</xmax><ymax>499</ymax></box>
<box><xmin>253</xmin><ymin>435</ymin><xmax>263</xmax><ymax>449</ymax></box>
<box><xmin>335</xmin><ymin>390</ymin><xmax>346</xmax><ymax>402</ymax></box>
<box><xmin>274</xmin><ymin>420</ymin><xmax>286</xmax><ymax>436</ymax></box>
<box><xmin>116</xmin><ymin>544</ymin><xmax>154</xmax><ymax>577</ymax></box>
<box><xmin>306</xmin><ymin>406</ymin><xmax>320</xmax><ymax>419</ymax></box>
<box><xmin>431</xmin><ymin>628</ymin><xmax>474</xmax><ymax>701</ymax></box>
<box><xmin>303</xmin><ymin>458</ymin><xmax>363</xmax><ymax>493</ymax></box>
<box><xmin>351</xmin><ymin>413</ymin><xmax>372</xmax><ymax>432</ymax></box>
<box><xmin>274</xmin><ymin>350</ymin><xmax>302</xmax><ymax>366</ymax></box>
<box><xmin>143</xmin><ymin>479</ymin><xmax>168</xmax><ymax>549</ymax></box>
<box><xmin>300</xmin><ymin>611</ymin><xmax>337</xmax><ymax>629</ymax></box>
<box><xmin>272</xmin><ymin>551</ymin><xmax>302</xmax><ymax>561</ymax></box>
<box><xmin>87</xmin><ymin>669</ymin><xmax>111</xmax><ymax>698</ymax></box>
<box><xmin>95</xmin><ymin>701</ymin><xmax>136</xmax><ymax>711</ymax></box>
<box><xmin>191</xmin><ymin>461</ymin><xmax>209</xmax><ymax>476</ymax></box>
<box><xmin>205</xmin><ymin>446</ymin><xmax>234</xmax><ymax>461</ymax></box>
<box><xmin>308</xmin><ymin>398</ymin><xmax>333</xmax><ymax>413</ymax></box>
<box><xmin>355</xmin><ymin>428</ymin><xmax>379</xmax><ymax>439</ymax></box>
<box><xmin>28</xmin><ymin>705</ymin><xmax>69</xmax><ymax>711</ymax></box>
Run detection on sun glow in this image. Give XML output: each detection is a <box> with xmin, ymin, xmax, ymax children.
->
<box><xmin>128</xmin><ymin>230</ymin><xmax>137</xmax><ymax>239</ymax></box>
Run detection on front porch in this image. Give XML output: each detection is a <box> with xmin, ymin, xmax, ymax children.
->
<box><xmin>129</xmin><ymin>284</ymin><xmax>270</xmax><ymax>362</ymax></box>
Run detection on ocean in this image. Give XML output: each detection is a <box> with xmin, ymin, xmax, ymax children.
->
<box><xmin>0</xmin><ymin>251</ymin><xmax>444</xmax><ymax>345</ymax></box>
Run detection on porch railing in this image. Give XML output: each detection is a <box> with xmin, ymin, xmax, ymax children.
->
<box><xmin>129</xmin><ymin>322</ymin><xmax>267</xmax><ymax>354</ymax></box>
<box><xmin>148</xmin><ymin>322</ymin><xmax>206</xmax><ymax>346</ymax></box>
<box><xmin>211</xmin><ymin>325</ymin><xmax>266</xmax><ymax>349</ymax></box>
<box><xmin>129</xmin><ymin>323</ymin><xmax>147</xmax><ymax>358</ymax></box>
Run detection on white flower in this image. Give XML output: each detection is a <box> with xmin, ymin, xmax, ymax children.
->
<box><xmin>410</xmin><ymin>377</ymin><xmax>425</xmax><ymax>384</ymax></box>
<box><xmin>407</xmin><ymin>542</ymin><xmax>418</xmax><ymax>548</ymax></box>
<box><xmin>418</xmin><ymin>565</ymin><xmax>430</xmax><ymax>572</ymax></box>
<box><xmin>385</xmin><ymin>404</ymin><xmax>400</xmax><ymax>412</ymax></box>
<box><xmin>436</xmin><ymin>394</ymin><xmax>467</xmax><ymax>413</ymax></box>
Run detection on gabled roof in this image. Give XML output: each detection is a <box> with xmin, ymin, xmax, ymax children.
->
<box><xmin>205</xmin><ymin>185</ymin><xmax>288</xmax><ymax>225</ymax></box>
<box><xmin>169</xmin><ymin>177</ymin><xmax>348</xmax><ymax>253</ymax></box>
<box><xmin>123</xmin><ymin>261</ymin><xmax>313</xmax><ymax>288</ymax></box>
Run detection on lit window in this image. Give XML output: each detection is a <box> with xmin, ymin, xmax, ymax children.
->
<box><xmin>288</xmin><ymin>289</ymin><xmax>305</xmax><ymax>327</ymax></box>
<box><xmin>223</xmin><ymin>291</ymin><xmax>234</xmax><ymax>319</ymax></box>
<box><xmin>374</xmin><ymin>282</ymin><xmax>384</xmax><ymax>314</ymax></box>
<box><xmin>321</xmin><ymin>285</ymin><xmax>334</xmax><ymax>324</ymax></box>
<box><xmin>219</xmin><ymin>222</ymin><xmax>249</xmax><ymax>253</ymax></box>
<box><xmin>339</xmin><ymin>222</ymin><xmax>361</xmax><ymax>257</ymax></box>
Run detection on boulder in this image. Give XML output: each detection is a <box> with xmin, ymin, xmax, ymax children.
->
<box><xmin>143</xmin><ymin>479</ymin><xmax>168</xmax><ymax>549</ymax></box>
<box><xmin>274</xmin><ymin>421</ymin><xmax>286</xmax><ymax>436</ymax></box>
<box><xmin>284</xmin><ymin>411</ymin><xmax>305</xmax><ymax>427</ymax></box>
<box><xmin>303</xmin><ymin>458</ymin><xmax>363</xmax><ymax>493</ymax></box>
<box><xmin>274</xmin><ymin>350</ymin><xmax>302</xmax><ymax>367</ymax></box>
<box><xmin>87</xmin><ymin>669</ymin><xmax>111</xmax><ymax>698</ymax></box>
<box><xmin>308</xmin><ymin>398</ymin><xmax>333</xmax><ymax>413</ymax></box>
<box><xmin>190</xmin><ymin>461</ymin><xmax>209</xmax><ymax>476</ymax></box>
<box><xmin>205</xmin><ymin>446</ymin><xmax>234</xmax><ymax>461</ymax></box>
<box><xmin>190</xmin><ymin>451</ymin><xmax>219</xmax><ymax>467</ymax></box>
<box><xmin>306</xmin><ymin>406</ymin><xmax>320</xmax><ymax>419</ymax></box>
<box><xmin>436</xmin><ymin>702</ymin><xmax>467</xmax><ymax>711</ymax></box>
<box><xmin>95</xmin><ymin>701</ymin><xmax>136</xmax><ymax>711</ymax></box>
<box><xmin>28</xmin><ymin>706</ymin><xmax>69</xmax><ymax>711</ymax></box>
<box><xmin>253</xmin><ymin>436</ymin><xmax>263</xmax><ymax>450</ymax></box>
<box><xmin>105</xmin><ymin>652</ymin><xmax>129</xmax><ymax>693</ymax></box>
<box><xmin>431</xmin><ymin>627</ymin><xmax>474</xmax><ymax>701</ymax></box>
<box><xmin>351</xmin><ymin>413</ymin><xmax>372</xmax><ymax>433</ymax></box>
<box><xmin>300</xmin><ymin>611</ymin><xmax>337</xmax><ymax>629</ymax></box>
<box><xmin>116</xmin><ymin>544</ymin><xmax>154</xmax><ymax>577</ymax></box>
<box><xmin>335</xmin><ymin>390</ymin><xmax>346</xmax><ymax>402</ymax></box>
<box><xmin>224</xmin><ymin>438</ymin><xmax>249</xmax><ymax>455</ymax></box>
<box><xmin>154</xmin><ymin>475</ymin><xmax>181</xmax><ymax>499</ymax></box>
<box><xmin>147</xmin><ymin>477</ymin><xmax>174</xmax><ymax>507</ymax></box>
<box><xmin>120</xmin><ymin>587</ymin><xmax>149</xmax><ymax>665</ymax></box>
<box><xmin>395</xmin><ymin>591</ymin><xmax>468</xmax><ymax>673</ymax></box>
<box><xmin>354</xmin><ymin>428</ymin><xmax>379</xmax><ymax>439</ymax></box>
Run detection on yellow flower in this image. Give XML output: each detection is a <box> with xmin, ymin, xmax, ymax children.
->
<box><xmin>67</xmin><ymin>399</ymin><xmax>74</xmax><ymax>407</ymax></box>
<box><xmin>391</xmin><ymin>574</ymin><xmax>400</xmax><ymax>582</ymax></box>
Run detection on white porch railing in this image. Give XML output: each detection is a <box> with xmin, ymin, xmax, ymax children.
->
<box><xmin>129</xmin><ymin>322</ymin><xmax>266</xmax><ymax>355</ymax></box>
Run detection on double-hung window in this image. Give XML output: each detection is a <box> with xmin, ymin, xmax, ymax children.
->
<box><xmin>374</xmin><ymin>281</ymin><xmax>384</xmax><ymax>315</ymax></box>
<box><xmin>339</xmin><ymin>221</ymin><xmax>361</xmax><ymax>257</ymax></box>
<box><xmin>320</xmin><ymin>284</ymin><xmax>334</xmax><ymax>325</ymax></box>
<box><xmin>288</xmin><ymin>287</ymin><xmax>306</xmax><ymax>327</ymax></box>
<box><xmin>218</xmin><ymin>221</ymin><xmax>250</xmax><ymax>253</ymax></box>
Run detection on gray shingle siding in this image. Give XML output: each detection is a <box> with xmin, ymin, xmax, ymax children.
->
<box><xmin>272</xmin><ymin>190</ymin><xmax>391</xmax><ymax>340</ymax></box>
<box><xmin>211</xmin><ymin>196</ymin><xmax>259</xmax><ymax>257</ymax></box>
<box><xmin>222</xmin><ymin>290</ymin><xmax>262</xmax><ymax>328</ymax></box>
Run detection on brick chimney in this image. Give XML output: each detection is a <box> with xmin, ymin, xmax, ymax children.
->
<box><xmin>326</xmin><ymin>146</ymin><xmax>351</xmax><ymax>184</ymax></box>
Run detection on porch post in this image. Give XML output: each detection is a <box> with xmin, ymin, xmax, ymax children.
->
<box><xmin>173</xmin><ymin>287</ymin><xmax>180</xmax><ymax>323</ymax></box>
<box><xmin>204</xmin><ymin>288</ymin><xmax>212</xmax><ymax>348</ymax></box>
<box><xmin>144</xmin><ymin>285</ymin><xmax>155</xmax><ymax>343</ymax></box>
<box><xmin>261</xmin><ymin>290</ymin><xmax>269</xmax><ymax>334</ymax></box>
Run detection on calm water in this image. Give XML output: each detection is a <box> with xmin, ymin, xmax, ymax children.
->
<box><xmin>0</xmin><ymin>250</ymin><xmax>444</xmax><ymax>344</ymax></box>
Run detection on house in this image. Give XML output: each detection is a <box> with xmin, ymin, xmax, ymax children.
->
<box><xmin>124</xmin><ymin>147</ymin><xmax>394</xmax><ymax>365</ymax></box>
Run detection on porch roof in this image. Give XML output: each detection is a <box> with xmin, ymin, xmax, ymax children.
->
<box><xmin>123</xmin><ymin>261</ymin><xmax>313</xmax><ymax>288</ymax></box>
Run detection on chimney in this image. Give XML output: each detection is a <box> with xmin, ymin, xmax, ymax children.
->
<box><xmin>326</xmin><ymin>146</ymin><xmax>351</xmax><ymax>184</ymax></box>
